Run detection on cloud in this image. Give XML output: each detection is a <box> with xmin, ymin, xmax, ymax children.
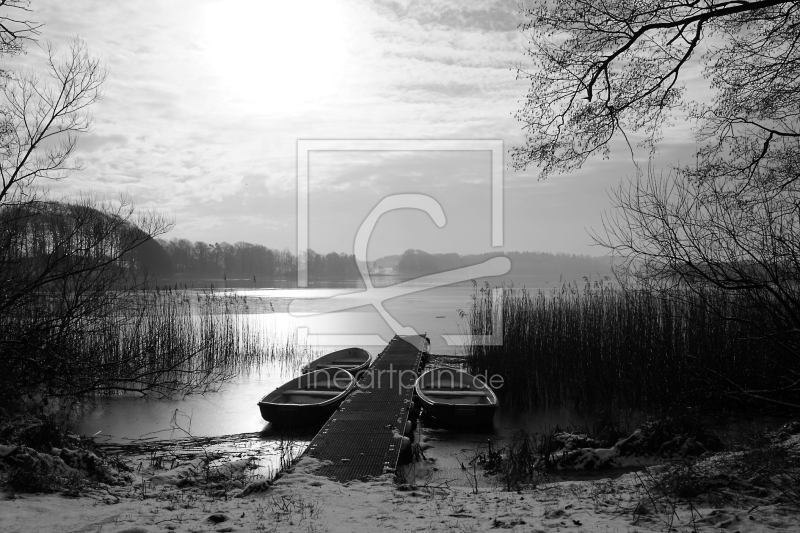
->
<box><xmin>9</xmin><ymin>0</ymin><xmax>657</xmax><ymax>256</ymax></box>
<box><xmin>74</xmin><ymin>133</ymin><xmax>130</xmax><ymax>152</ymax></box>
<box><xmin>375</xmin><ymin>0</ymin><xmax>525</xmax><ymax>32</ymax></box>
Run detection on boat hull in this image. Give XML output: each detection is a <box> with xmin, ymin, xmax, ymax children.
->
<box><xmin>415</xmin><ymin>394</ymin><xmax>497</xmax><ymax>427</ymax></box>
<box><xmin>414</xmin><ymin>368</ymin><xmax>499</xmax><ymax>428</ymax></box>
<box><xmin>257</xmin><ymin>400</ymin><xmax>341</xmax><ymax>427</ymax></box>
<box><xmin>257</xmin><ymin>368</ymin><xmax>355</xmax><ymax>427</ymax></box>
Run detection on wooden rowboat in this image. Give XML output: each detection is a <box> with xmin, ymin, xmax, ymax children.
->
<box><xmin>301</xmin><ymin>347</ymin><xmax>372</xmax><ymax>376</ymax></box>
<box><xmin>257</xmin><ymin>368</ymin><xmax>355</xmax><ymax>426</ymax></box>
<box><xmin>414</xmin><ymin>368</ymin><xmax>499</xmax><ymax>427</ymax></box>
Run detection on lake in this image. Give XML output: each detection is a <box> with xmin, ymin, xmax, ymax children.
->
<box><xmin>73</xmin><ymin>278</ymin><xmax>789</xmax><ymax>481</ymax></box>
<box><xmin>75</xmin><ymin>278</ymin><xmax>551</xmax><ymax>441</ymax></box>
<box><xmin>74</xmin><ymin>278</ymin><xmax>590</xmax><ymax>479</ymax></box>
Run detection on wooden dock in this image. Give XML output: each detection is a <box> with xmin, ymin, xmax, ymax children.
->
<box><xmin>305</xmin><ymin>335</ymin><xmax>428</xmax><ymax>482</ymax></box>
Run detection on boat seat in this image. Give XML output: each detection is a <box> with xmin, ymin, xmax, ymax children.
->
<box><xmin>423</xmin><ymin>391</ymin><xmax>487</xmax><ymax>396</ymax></box>
<box><xmin>315</xmin><ymin>363</ymin><xmax>361</xmax><ymax>368</ymax></box>
<box><xmin>284</xmin><ymin>390</ymin><xmax>342</xmax><ymax>396</ymax></box>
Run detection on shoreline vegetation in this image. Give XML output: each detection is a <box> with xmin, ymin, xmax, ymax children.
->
<box><xmin>143</xmin><ymin>240</ymin><xmax>615</xmax><ymax>284</ymax></box>
<box><xmin>2</xmin><ymin>287</ymin><xmax>306</xmax><ymax>410</ymax></box>
<box><xmin>465</xmin><ymin>281</ymin><xmax>800</xmax><ymax>413</ymax></box>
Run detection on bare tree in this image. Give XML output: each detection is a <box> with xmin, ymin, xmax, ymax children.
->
<box><xmin>0</xmin><ymin>30</ymin><xmax>219</xmax><ymax>410</ymax></box>
<box><xmin>515</xmin><ymin>1</ymin><xmax>800</xmax><ymax>406</ymax></box>
<box><xmin>0</xmin><ymin>37</ymin><xmax>134</xmax><ymax>317</ymax></box>
<box><xmin>594</xmin><ymin>166</ymin><xmax>800</xmax><ymax>407</ymax></box>
<box><xmin>512</xmin><ymin>0</ymin><xmax>800</xmax><ymax>181</ymax></box>
<box><xmin>1</xmin><ymin>37</ymin><xmax>105</xmax><ymax>206</ymax></box>
<box><xmin>0</xmin><ymin>0</ymin><xmax>40</xmax><ymax>63</ymax></box>
<box><xmin>0</xmin><ymin>0</ymin><xmax>40</xmax><ymax>174</ymax></box>
<box><xmin>0</xmin><ymin>195</ymin><xmax>178</xmax><ymax>404</ymax></box>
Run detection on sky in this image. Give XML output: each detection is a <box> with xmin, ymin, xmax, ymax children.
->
<box><xmin>7</xmin><ymin>0</ymin><xmax>704</xmax><ymax>258</ymax></box>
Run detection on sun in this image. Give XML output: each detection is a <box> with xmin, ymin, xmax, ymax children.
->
<box><xmin>198</xmin><ymin>0</ymin><xmax>354</xmax><ymax>111</ymax></box>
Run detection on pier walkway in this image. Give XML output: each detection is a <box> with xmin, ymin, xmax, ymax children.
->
<box><xmin>305</xmin><ymin>335</ymin><xmax>428</xmax><ymax>482</ymax></box>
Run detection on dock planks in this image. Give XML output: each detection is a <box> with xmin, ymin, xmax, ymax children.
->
<box><xmin>305</xmin><ymin>335</ymin><xmax>428</xmax><ymax>482</ymax></box>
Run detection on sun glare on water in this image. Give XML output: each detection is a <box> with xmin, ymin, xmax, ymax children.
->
<box><xmin>199</xmin><ymin>0</ymin><xmax>354</xmax><ymax>111</ymax></box>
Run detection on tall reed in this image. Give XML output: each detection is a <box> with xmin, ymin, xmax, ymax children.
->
<box><xmin>102</xmin><ymin>288</ymin><xmax>308</xmax><ymax>396</ymax></box>
<box><xmin>2</xmin><ymin>287</ymin><xmax>307</xmax><ymax>405</ymax></box>
<box><xmin>465</xmin><ymin>282</ymin><xmax>795</xmax><ymax>412</ymax></box>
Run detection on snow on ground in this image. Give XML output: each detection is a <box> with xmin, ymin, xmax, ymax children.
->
<box><xmin>3</xmin><ymin>442</ymin><xmax>800</xmax><ymax>533</ymax></box>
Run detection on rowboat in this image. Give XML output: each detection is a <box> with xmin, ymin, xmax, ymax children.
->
<box><xmin>414</xmin><ymin>368</ymin><xmax>499</xmax><ymax>427</ymax></box>
<box><xmin>257</xmin><ymin>368</ymin><xmax>355</xmax><ymax>426</ymax></box>
<box><xmin>301</xmin><ymin>347</ymin><xmax>372</xmax><ymax>376</ymax></box>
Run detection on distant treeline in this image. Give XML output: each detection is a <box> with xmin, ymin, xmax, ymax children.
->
<box><xmin>385</xmin><ymin>249</ymin><xmax>614</xmax><ymax>280</ymax></box>
<box><xmin>152</xmin><ymin>239</ymin><xmax>360</xmax><ymax>279</ymax></box>
<box><xmin>146</xmin><ymin>240</ymin><xmax>613</xmax><ymax>281</ymax></box>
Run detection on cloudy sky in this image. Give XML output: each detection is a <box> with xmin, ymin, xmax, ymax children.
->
<box><xmin>8</xmin><ymin>0</ymin><xmax>700</xmax><ymax>258</ymax></box>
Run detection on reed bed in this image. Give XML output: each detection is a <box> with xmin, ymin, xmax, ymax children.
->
<box><xmin>99</xmin><ymin>288</ymin><xmax>311</xmax><ymax>396</ymax></box>
<box><xmin>127</xmin><ymin>288</ymin><xmax>305</xmax><ymax>374</ymax></box>
<box><xmin>2</xmin><ymin>288</ymin><xmax>308</xmax><ymax>405</ymax></box>
<box><xmin>465</xmin><ymin>282</ymin><xmax>794</xmax><ymax>412</ymax></box>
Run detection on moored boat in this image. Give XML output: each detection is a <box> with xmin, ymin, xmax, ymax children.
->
<box><xmin>414</xmin><ymin>367</ymin><xmax>498</xmax><ymax>427</ymax></box>
<box><xmin>257</xmin><ymin>368</ymin><xmax>355</xmax><ymax>426</ymax></box>
<box><xmin>301</xmin><ymin>347</ymin><xmax>372</xmax><ymax>376</ymax></box>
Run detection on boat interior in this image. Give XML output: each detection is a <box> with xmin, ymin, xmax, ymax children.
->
<box><xmin>419</xmin><ymin>375</ymin><xmax>495</xmax><ymax>405</ymax></box>
<box><xmin>267</xmin><ymin>372</ymin><xmax>353</xmax><ymax>405</ymax></box>
<box><xmin>271</xmin><ymin>389</ymin><xmax>347</xmax><ymax>404</ymax></box>
<box><xmin>421</xmin><ymin>390</ymin><xmax>493</xmax><ymax>405</ymax></box>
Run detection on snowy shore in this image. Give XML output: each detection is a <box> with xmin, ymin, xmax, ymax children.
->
<box><xmin>2</xmin><ymin>426</ymin><xmax>799</xmax><ymax>533</ymax></box>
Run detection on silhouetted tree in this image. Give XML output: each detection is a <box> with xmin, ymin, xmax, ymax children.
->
<box><xmin>596</xmin><ymin>166</ymin><xmax>800</xmax><ymax>407</ymax></box>
<box><xmin>0</xmin><ymin>1</ymin><xmax>40</xmax><ymax>73</ymax></box>
<box><xmin>513</xmin><ymin>0</ymin><xmax>800</xmax><ymax>180</ymax></box>
<box><xmin>0</xmin><ymin>26</ymin><xmax>188</xmax><ymax>408</ymax></box>
<box><xmin>514</xmin><ymin>0</ymin><xmax>800</xmax><ymax>406</ymax></box>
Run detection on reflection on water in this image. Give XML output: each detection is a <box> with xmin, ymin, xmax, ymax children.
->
<box><xmin>74</xmin><ymin>281</ymin><xmax>579</xmax><ymax>478</ymax></box>
<box><xmin>221</xmin><ymin>281</ymin><xmax>513</xmax><ymax>356</ymax></box>
<box><xmin>76</xmin><ymin>368</ymin><xmax>321</xmax><ymax>480</ymax></box>
<box><xmin>73</xmin><ymin>282</ymin><xmax>558</xmax><ymax>443</ymax></box>
<box><xmin>76</xmin><ymin>369</ymin><xmax>298</xmax><ymax>441</ymax></box>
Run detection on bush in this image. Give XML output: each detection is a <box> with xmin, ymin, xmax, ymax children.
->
<box><xmin>4</xmin><ymin>415</ymin><xmax>67</xmax><ymax>450</ymax></box>
<box><xmin>5</xmin><ymin>462</ymin><xmax>61</xmax><ymax>493</ymax></box>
